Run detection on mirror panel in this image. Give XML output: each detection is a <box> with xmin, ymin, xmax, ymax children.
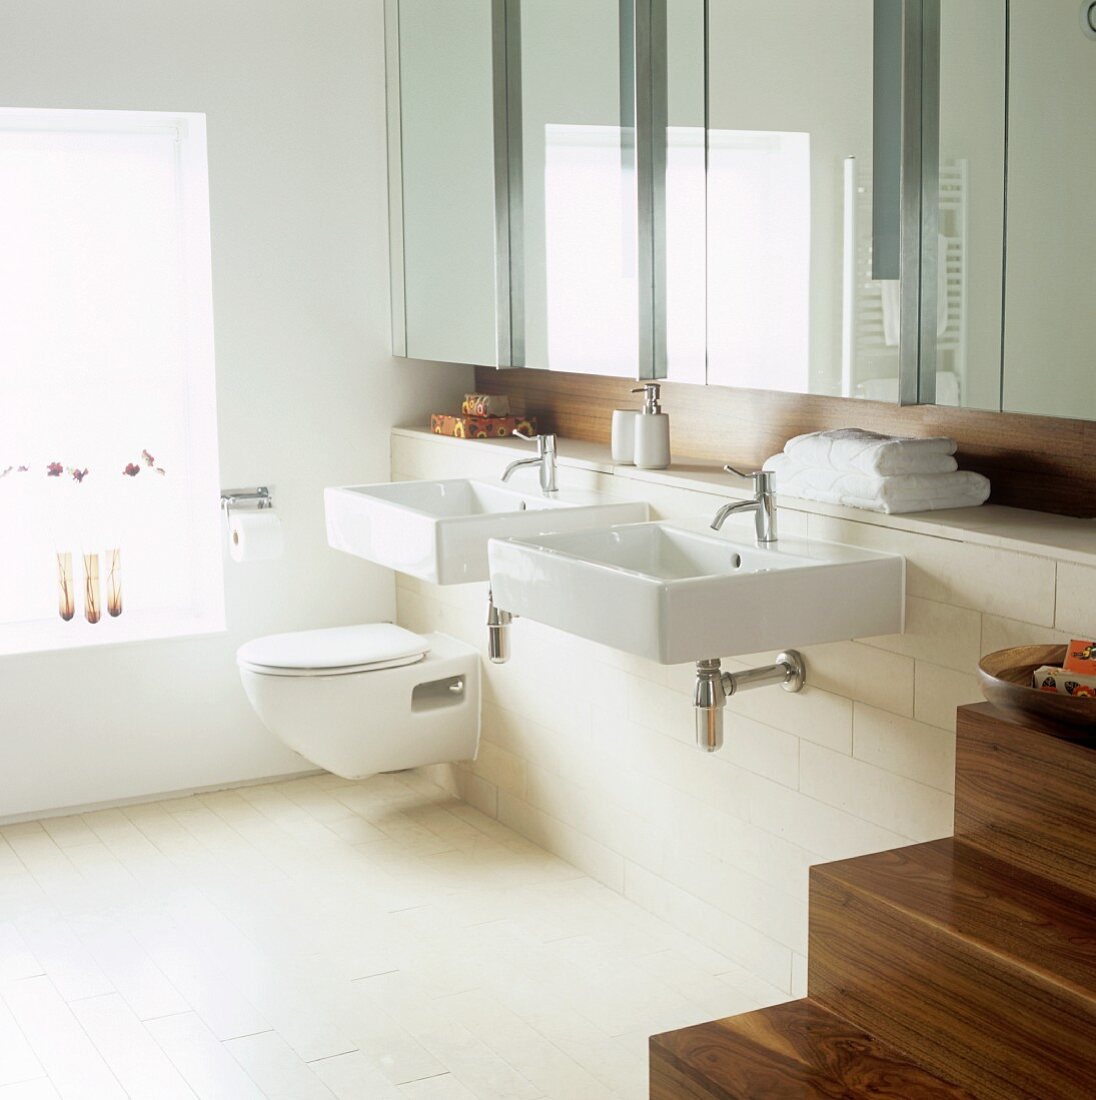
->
<box><xmin>389</xmin><ymin>0</ymin><xmax>505</xmax><ymax>366</ymax></box>
<box><xmin>1002</xmin><ymin>0</ymin><xmax>1096</xmax><ymax>419</ymax></box>
<box><xmin>516</xmin><ymin>0</ymin><xmax>639</xmax><ymax>376</ymax></box>
<box><xmin>704</xmin><ymin>1</ymin><xmax>905</xmax><ymax>399</ymax></box>
<box><xmin>934</xmin><ymin>0</ymin><xmax>1006</xmax><ymax>410</ymax></box>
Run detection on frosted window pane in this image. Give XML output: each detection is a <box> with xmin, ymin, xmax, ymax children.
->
<box><xmin>0</xmin><ymin>110</ymin><xmax>223</xmax><ymax>654</ymax></box>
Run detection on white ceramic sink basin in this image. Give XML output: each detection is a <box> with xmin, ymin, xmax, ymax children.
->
<box><xmin>326</xmin><ymin>479</ymin><xmax>648</xmax><ymax>585</ymax></box>
<box><xmin>488</xmin><ymin>521</ymin><xmax>905</xmax><ymax>663</ymax></box>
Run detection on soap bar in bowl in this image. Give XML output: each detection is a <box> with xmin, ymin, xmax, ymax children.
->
<box><xmin>1033</xmin><ymin>665</ymin><xmax>1096</xmax><ymax>697</ymax></box>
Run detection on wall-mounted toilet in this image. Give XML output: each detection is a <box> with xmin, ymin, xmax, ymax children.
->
<box><xmin>237</xmin><ymin>623</ymin><xmax>480</xmax><ymax>779</ymax></box>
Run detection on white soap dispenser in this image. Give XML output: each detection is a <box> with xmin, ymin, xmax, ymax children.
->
<box><xmin>631</xmin><ymin>383</ymin><xmax>671</xmax><ymax>469</ymax></box>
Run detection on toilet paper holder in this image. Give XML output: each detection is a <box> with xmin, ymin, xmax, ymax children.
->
<box><xmin>220</xmin><ymin>486</ymin><xmax>274</xmax><ymax>520</ymax></box>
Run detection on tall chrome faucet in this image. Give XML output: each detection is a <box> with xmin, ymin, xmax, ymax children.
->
<box><xmin>501</xmin><ymin>430</ymin><xmax>558</xmax><ymax>495</ymax></box>
<box><xmin>710</xmin><ymin>464</ymin><xmax>777</xmax><ymax>544</ymax></box>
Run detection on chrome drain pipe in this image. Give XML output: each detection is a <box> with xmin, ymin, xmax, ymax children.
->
<box><xmin>693</xmin><ymin>650</ymin><xmax>806</xmax><ymax>753</ymax></box>
<box><xmin>486</xmin><ymin>589</ymin><xmax>513</xmax><ymax>664</ymax></box>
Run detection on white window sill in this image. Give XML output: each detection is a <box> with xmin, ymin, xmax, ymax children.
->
<box><xmin>0</xmin><ymin>612</ymin><xmax>226</xmax><ymax>658</ymax></box>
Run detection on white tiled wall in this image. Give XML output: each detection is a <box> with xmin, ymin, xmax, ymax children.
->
<box><xmin>392</xmin><ymin>430</ymin><xmax>1086</xmax><ymax>997</ymax></box>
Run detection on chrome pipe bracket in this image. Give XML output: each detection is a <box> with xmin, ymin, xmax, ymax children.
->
<box><xmin>724</xmin><ymin>650</ymin><xmax>805</xmax><ymax>697</ymax></box>
<box><xmin>693</xmin><ymin>650</ymin><xmax>806</xmax><ymax>753</ymax></box>
<box><xmin>220</xmin><ymin>486</ymin><xmax>273</xmax><ymax>521</ymax></box>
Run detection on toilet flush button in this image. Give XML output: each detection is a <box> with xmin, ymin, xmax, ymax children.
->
<box><xmin>1084</xmin><ymin>1</ymin><xmax>1096</xmax><ymax>39</ymax></box>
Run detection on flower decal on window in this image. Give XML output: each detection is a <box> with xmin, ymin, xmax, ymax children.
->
<box><xmin>69</xmin><ymin>468</ymin><xmax>89</xmax><ymax>483</ymax></box>
<box><xmin>123</xmin><ymin>463</ymin><xmax>141</xmax><ymax>477</ymax></box>
<box><xmin>47</xmin><ymin>462</ymin><xmax>63</xmax><ymax>477</ymax></box>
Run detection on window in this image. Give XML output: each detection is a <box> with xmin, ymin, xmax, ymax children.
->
<box><xmin>0</xmin><ymin>109</ymin><xmax>223</xmax><ymax>655</ymax></box>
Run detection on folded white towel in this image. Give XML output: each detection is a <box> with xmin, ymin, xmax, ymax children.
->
<box><xmin>784</xmin><ymin>428</ymin><xmax>958</xmax><ymax>477</ymax></box>
<box><xmin>763</xmin><ymin>453</ymin><xmax>990</xmax><ymax>515</ymax></box>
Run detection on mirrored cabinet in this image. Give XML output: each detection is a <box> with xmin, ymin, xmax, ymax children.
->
<box><xmin>386</xmin><ymin>0</ymin><xmax>1096</xmax><ymax>422</ymax></box>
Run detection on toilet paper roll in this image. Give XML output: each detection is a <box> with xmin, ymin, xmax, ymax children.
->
<box><xmin>229</xmin><ymin>511</ymin><xmax>284</xmax><ymax>563</ymax></box>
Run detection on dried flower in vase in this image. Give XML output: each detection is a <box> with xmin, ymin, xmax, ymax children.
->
<box><xmin>83</xmin><ymin>553</ymin><xmax>101</xmax><ymax>624</ymax></box>
<box><xmin>57</xmin><ymin>552</ymin><xmax>75</xmax><ymax>621</ymax></box>
<box><xmin>106</xmin><ymin>548</ymin><xmax>122</xmax><ymax>617</ymax></box>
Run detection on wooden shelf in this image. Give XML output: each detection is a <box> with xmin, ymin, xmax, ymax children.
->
<box><xmin>649</xmin><ymin>704</ymin><xmax>1096</xmax><ymax>1098</ymax></box>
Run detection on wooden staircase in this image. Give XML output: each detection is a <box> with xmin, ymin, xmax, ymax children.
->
<box><xmin>649</xmin><ymin>703</ymin><xmax>1096</xmax><ymax>1099</ymax></box>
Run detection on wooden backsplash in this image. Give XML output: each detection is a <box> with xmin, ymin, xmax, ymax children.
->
<box><xmin>473</xmin><ymin>367</ymin><xmax>1096</xmax><ymax>518</ymax></box>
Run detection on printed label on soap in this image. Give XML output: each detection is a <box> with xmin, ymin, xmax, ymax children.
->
<box><xmin>1034</xmin><ymin>664</ymin><xmax>1096</xmax><ymax>697</ymax></box>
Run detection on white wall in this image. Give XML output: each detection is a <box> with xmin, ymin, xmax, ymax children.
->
<box><xmin>395</xmin><ymin>429</ymin><xmax>1085</xmax><ymax>996</ymax></box>
<box><xmin>0</xmin><ymin>0</ymin><xmax>473</xmax><ymax>818</ymax></box>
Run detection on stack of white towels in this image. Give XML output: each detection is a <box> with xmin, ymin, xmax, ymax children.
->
<box><xmin>763</xmin><ymin>428</ymin><xmax>991</xmax><ymax>514</ymax></box>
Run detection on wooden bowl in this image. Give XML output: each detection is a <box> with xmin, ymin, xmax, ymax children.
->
<box><xmin>978</xmin><ymin>644</ymin><xmax>1096</xmax><ymax>742</ymax></box>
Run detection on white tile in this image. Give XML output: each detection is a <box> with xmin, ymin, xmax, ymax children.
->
<box><xmin>497</xmin><ymin>795</ymin><xmax>625</xmax><ymax>894</ymax></box>
<box><xmin>741</xmin><ymin>771</ymin><xmax>911</xmax><ymax>863</ymax></box>
<box><xmin>145</xmin><ymin>1013</ymin><xmax>266</xmax><ymax>1100</ymax></box>
<box><xmin>38</xmin><ymin>817</ymin><xmax>98</xmax><ymax>850</ymax></box>
<box><xmin>224</xmin><ymin>1030</ymin><xmax>337</xmax><ymax>1099</ymax></box>
<box><xmin>469</xmin><ymin>741</ymin><xmax>526</xmax><ymax>798</ymax></box>
<box><xmin>1055</xmin><ymin>562</ymin><xmax>1096</xmax><ymax>636</ymax></box>
<box><xmin>719</xmin><ymin>714</ymin><xmax>800</xmax><ymax>789</ymax></box>
<box><xmin>913</xmin><ymin>662</ymin><xmax>985</xmax><ymax>732</ymax></box>
<box><xmin>0</xmin><ymin>1082</ymin><xmax>60</xmax><ymax>1100</ymax></box>
<box><xmin>852</xmin><ymin>703</ymin><xmax>956</xmax><ymax>792</ymax></box>
<box><xmin>724</xmin><ymin>680</ymin><xmax>853</xmax><ymax>754</ymax></box>
<box><xmin>980</xmin><ymin>613</ymin><xmax>1069</xmax><ymax>654</ymax></box>
<box><xmin>310</xmin><ymin>1051</ymin><xmax>404</xmax><ymax>1099</ymax></box>
<box><xmin>0</xmin><ymin>977</ymin><xmax>125</xmax><ymax>1099</ymax></box>
<box><xmin>13</xmin><ymin>915</ymin><xmax>113</xmax><ymax>1003</ymax></box>
<box><xmin>798</xmin><ymin>641</ymin><xmax>915</xmax><ymax>717</ymax></box>
<box><xmin>0</xmin><ymin>995</ymin><xmax>43</xmax><ymax>1086</ymax></box>
<box><xmin>799</xmin><ymin>743</ymin><xmax>953</xmax><ymax>840</ymax></box>
<box><xmin>345</xmin><ymin>995</ymin><xmax>446</xmax><ymax>1087</ymax></box>
<box><xmin>807</xmin><ymin>514</ymin><xmax>1058</xmax><ymax>625</ymax></box>
<box><xmin>864</xmin><ymin>596</ymin><xmax>982</xmax><ymax>674</ymax></box>
<box><xmin>791</xmin><ymin>953</ymin><xmax>808</xmax><ymax>998</ymax></box>
<box><xmin>0</xmin><ymin>926</ymin><xmax>41</xmax><ymax>984</ymax></box>
<box><xmin>67</xmin><ymin>916</ymin><xmax>188</xmax><ymax>1022</ymax></box>
<box><xmin>397</xmin><ymin>1074</ymin><xmax>477</xmax><ymax>1099</ymax></box>
<box><xmin>69</xmin><ymin>994</ymin><xmax>194</xmax><ymax>1100</ymax></box>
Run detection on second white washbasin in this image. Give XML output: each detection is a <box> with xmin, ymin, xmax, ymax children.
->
<box><xmin>488</xmin><ymin>521</ymin><xmax>905</xmax><ymax>663</ymax></box>
<box><xmin>326</xmin><ymin>479</ymin><xmax>648</xmax><ymax>585</ymax></box>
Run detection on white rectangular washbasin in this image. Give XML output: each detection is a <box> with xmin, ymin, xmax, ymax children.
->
<box><xmin>488</xmin><ymin>521</ymin><xmax>905</xmax><ymax>664</ymax></box>
<box><xmin>325</xmin><ymin>479</ymin><xmax>649</xmax><ymax>585</ymax></box>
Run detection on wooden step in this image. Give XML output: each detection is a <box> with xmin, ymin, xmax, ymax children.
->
<box><xmin>809</xmin><ymin>837</ymin><xmax>1096</xmax><ymax>1100</ymax></box>
<box><xmin>649</xmin><ymin>998</ymin><xmax>976</xmax><ymax>1099</ymax></box>
<box><xmin>955</xmin><ymin>702</ymin><xmax>1096</xmax><ymax>897</ymax></box>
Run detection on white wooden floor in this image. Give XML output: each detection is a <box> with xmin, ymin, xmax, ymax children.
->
<box><xmin>0</xmin><ymin>771</ymin><xmax>782</xmax><ymax>1099</ymax></box>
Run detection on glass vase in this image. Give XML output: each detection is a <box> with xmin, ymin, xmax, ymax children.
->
<box><xmin>106</xmin><ymin>548</ymin><xmax>122</xmax><ymax>617</ymax></box>
<box><xmin>56</xmin><ymin>551</ymin><xmax>75</xmax><ymax>621</ymax></box>
<box><xmin>83</xmin><ymin>553</ymin><xmax>101</xmax><ymax>624</ymax></box>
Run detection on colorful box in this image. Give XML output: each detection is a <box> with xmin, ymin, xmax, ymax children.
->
<box><xmin>430</xmin><ymin>414</ymin><xmax>537</xmax><ymax>440</ymax></box>
<box><xmin>1063</xmin><ymin>639</ymin><xmax>1096</xmax><ymax>675</ymax></box>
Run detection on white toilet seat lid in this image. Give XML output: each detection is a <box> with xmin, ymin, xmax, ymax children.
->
<box><xmin>237</xmin><ymin>623</ymin><xmax>429</xmax><ymax>674</ymax></box>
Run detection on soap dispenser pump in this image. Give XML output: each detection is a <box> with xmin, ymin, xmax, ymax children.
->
<box><xmin>631</xmin><ymin>383</ymin><xmax>671</xmax><ymax>470</ymax></box>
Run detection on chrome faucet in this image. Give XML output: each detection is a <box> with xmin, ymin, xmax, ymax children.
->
<box><xmin>710</xmin><ymin>464</ymin><xmax>778</xmax><ymax>544</ymax></box>
<box><xmin>501</xmin><ymin>430</ymin><xmax>558</xmax><ymax>495</ymax></box>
